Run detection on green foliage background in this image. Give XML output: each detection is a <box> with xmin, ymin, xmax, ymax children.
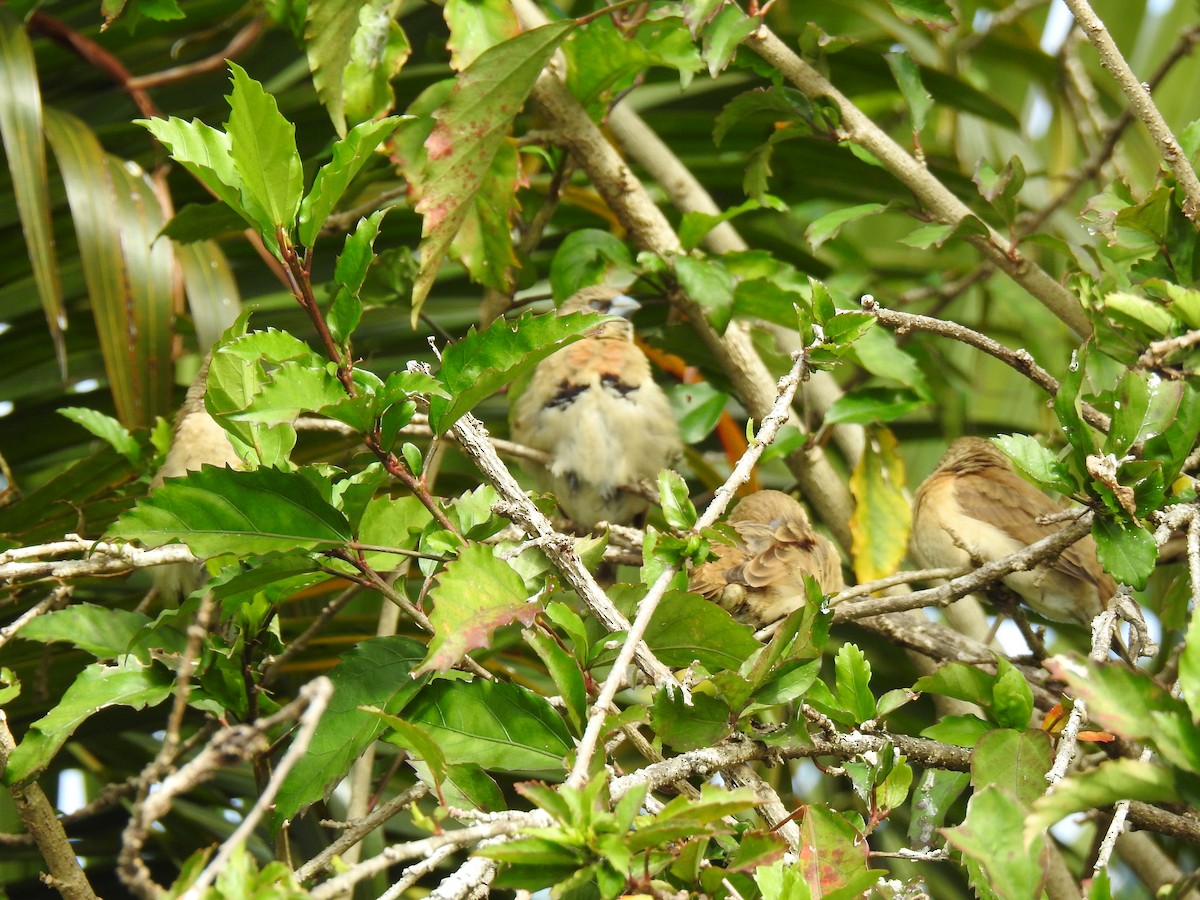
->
<box><xmin>2</xmin><ymin>0</ymin><xmax>1200</xmax><ymax>898</ymax></box>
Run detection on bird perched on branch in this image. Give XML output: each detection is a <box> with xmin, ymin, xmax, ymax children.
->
<box><xmin>689</xmin><ymin>490</ymin><xmax>843</xmax><ymax>626</ymax></box>
<box><xmin>910</xmin><ymin>436</ymin><xmax>1114</xmax><ymax>627</ymax></box>
<box><xmin>150</xmin><ymin>357</ymin><xmax>241</xmax><ymax>600</ymax></box>
<box><xmin>510</xmin><ymin>285</ymin><xmax>682</xmax><ymax>530</ymax></box>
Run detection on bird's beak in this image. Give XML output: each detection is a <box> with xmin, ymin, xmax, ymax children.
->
<box><xmin>607</xmin><ymin>293</ymin><xmax>642</xmax><ymax>319</ymax></box>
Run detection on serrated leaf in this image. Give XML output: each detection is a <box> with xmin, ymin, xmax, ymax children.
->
<box><xmin>4</xmin><ymin>658</ymin><xmax>173</xmax><ymax>785</ymax></box>
<box><xmin>272</xmin><ymin>636</ymin><xmax>426</xmax><ymax>826</ymax></box>
<box><xmin>299</xmin><ymin>117</ymin><xmax>404</xmax><ymax>247</ymax></box>
<box><xmin>849</xmin><ymin>427</ymin><xmax>910</xmax><ymax>582</ymax></box>
<box><xmin>797</xmin><ymin>806</ymin><xmax>882</xmax><ymax>896</ymax></box>
<box><xmin>109</xmin><ymin>466</ymin><xmax>352</xmax><ymax>557</ymax></box>
<box><xmin>59</xmin><ymin>407</ymin><xmax>140</xmax><ymax>463</ymax></box>
<box><xmin>411</xmin><ymin>21</ymin><xmax>575</xmax><ymax>321</ymax></box>
<box><xmin>372</xmin><ymin>708</ymin><xmax>448</xmax><ymax>791</ymax></box>
<box><xmin>138</xmin><ymin>115</ymin><xmax>244</xmax><ymax>218</ymax></box>
<box><xmin>405</xmin><ymin>679</ymin><xmax>572</xmax><ymax>775</ymax></box>
<box><xmin>834</xmin><ymin>643</ymin><xmax>875</xmax><ymax>722</ymax></box>
<box><xmin>428</xmin><ymin>310</ymin><xmax>600</xmax><ymax>433</ymax></box>
<box><xmin>992</xmin><ymin>434</ymin><xmax>1073</xmax><ymax>492</ymax></box>
<box><xmin>657</xmin><ymin>470</ymin><xmax>696</xmax><ymax>530</ymax></box>
<box><xmin>700</xmin><ymin>5</ymin><xmax>756</xmax><ymax>77</ymax></box>
<box><xmin>990</xmin><ymin>657</ymin><xmax>1034</xmax><ymax>731</ymax></box>
<box><xmin>1092</xmin><ymin>517</ymin><xmax>1156</xmax><ymax>590</ymax></box>
<box><xmin>676</xmin><ymin>254</ymin><xmax>736</xmax><ymax>332</ymax></box>
<box><xmin>226</xmin><ymin>62</ymin><xmax>303</xmax><ymax>236</ymax></box>
<box><xmin>914</xmin><ymin>662</ymin><xmax>997</xmax><ymax>709</ymax></box>
<box><xmin>644</xmin><ymin>591</ymin><xmax>760</xmax><ymax>671</ymax></box>
<box><xmin>887</xmin><ymin>0</ymin><xmax>954</xmax><ymax>25</ymax></box>
<box><xmin>417</xmin><ymin>543</ymin><xmax>535</xmax><ymax>674</ymax></box>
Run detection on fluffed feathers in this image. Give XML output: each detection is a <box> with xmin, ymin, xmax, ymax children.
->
<box><xmin>510</xmin><ymin>285</ymin><xmax>682</xmax><ymax>530</ymax></box>
<box><xmin>910</xmin><ymin>436</ymin><xmax>1114</xmax><ymax>626</ymax></box>
<box><xmin>689</xmin><ymin>490</ymin><xmax>843</xmax><ymax>626</ymax></box>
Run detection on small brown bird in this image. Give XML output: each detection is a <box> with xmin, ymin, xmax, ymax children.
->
<box><xmin>910</xmin><ymin>437</ymin><xmax>1114</xmax><ymax>626</ymax></box>
<box><xmin>689</xmin><ymin>490</ymin><xmax>844</xmax><ymax>626</ymax></box>
<box><xmin>510</xmin><ymin>286</ymin><xmax>682</xmax><ymax>530</ymax></box>
<box><xmin>150</xmin><ymin>358</ymin><xmax>241</xmax><ymax>599</ymax></box>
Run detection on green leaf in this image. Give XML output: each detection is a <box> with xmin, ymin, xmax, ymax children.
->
<box><xmin>676</xmin><ymin>254</ymin><xmax>736</xmax><ymax>332</ymax></box>
<box><xmin>138</xmin><ymin>115</ymin><xmax>246</xmax><ymax>221</ymax></box>
<box><xmin>823</xmin><ymin>388</ymin><xmax>925</xmax><ymax>426</ymax></box>
<box><xmin>667</xmin><ymin>382</ymin><xmax>729</xmax><ymax>444</ymax></box>
<box><xmin>1044</xmin><ymin>655</ymin><xmax>1200</xmax><ymax>774</ymax></box>
<box><xmin>272</xmin><ymin>636</ymin><xmax>426</xmax><ymax>826</ymax></box>
<box><xmin>1092</xmin><ymin>517</ymin><xmax>1156</xmax><ymax>590</ymax></box>
<box><xmin>679</xmin><ymin>197</ymin><xmax>771</xmax><ymax>252</ymax></box>
<box><xmin>643</xmin><ymin>591</ymin><xmax>760</xmax><ymax>672</ymax></box>
<box><xmin>4</xmin><ymin>658</ymin><xmax>173</xmax><ymax>785</ymax></box>
<box><xmin>405</xmin><ymin>679</ymin><xmax>572</xmax><ymax>775</ymax></box>
<box><xmin>971</xmin><ymin>729</ymin><xmax>1052</xmax><ymax>810</ymax></box>
<box><xmin>159</xmin><ymin>202</ymin><xmax>248</xmax><ymax>244</ymax></box>
<box><xmin>226</xmin><ymin>62</ymin><xmax>303</xmax><ymax>236</ymax></box>
<box><xmin>0</xmin><ymin>7</ymin><xmax>65</xmax><ymax>373</ymax></box>
<box><xmin>299</xmin><ymin>117</ymin><xmax>404</xmax><ymax>247</ymax></box>
<box><xmin>990</xmin><ymin>658</ymin><xmax>1034</xmax><ymax>731</ymax></box>
<box><xmin>885</xmin><ymin>51</ymin><xmax>932</xmax><ymax>135</ymax></box>
<box><xmin>944</xmin><ymin>787</ymin><xmax>1047</xmax><ymax>900</ymax></box>
<box><xmin>58</xmin><ymin>407</ymin><xmax>140</xmax><ymax>463</ymax></box>
<box><xmin>700</xmin><ymin>5</ymin><xmax>756</xmax><ymax>77</ymax></box>
<box><xmin>341</xmin><ymin>9</ymin><xmax>410</xmax><ymax>129</ymax></box>
<box><xmin>914</xmin><ymin>663</ymin><xmax>997</xmax><ymax>709</ymax></box>
<box><xmin>372</xmin><ymin>708</ymin><xmax>449</xmax><ymax>792</ymax></box>
<box><xmin>328</xmin><ymin>210</ymin><xmax>386</xmax><ymax>344</ymax></box>
<box><xmin>428</xmin><ymin>310</ymin><xmax>601</xmax><ymax>433</ymax></box>
<box><xmin>18</xmin><ymin>603</ymin><xmax>152</xmax><ymax>660</ymax></box>
<box><xmin>445</xmin><ymin>0</ymin><xmax>520</xmax><ymax>70</ymax></box>
<box><xmin>411</xmin><ymin>21</ymin><xmax>575</xmax><ymax>321</ymax></box>
<box><xmin>834</xmin><ymin>643</ymin><xmax>875</xmax><ymax>722</ymax></box>
<box><xmin>525</xmin><ymin>629</ymin><xmax>587</xmax><ymax>735</ymax></box>
<box><xmin>805</xmin><ymin>203</ymin><xmax>887</xmax><ymax>251</ymax></box>
<box><xmin>306</xmin><ymin>0</ymin><xmax>392</xmax><ymax>134</ymax></box>
<box><xmin>658</xmin><ymin>470</ymin><xmax>696</xmax><ymax>531</ymax></box>
<box><xmin>548</xmin><ymin>230</ymin><xmax>634</xmax><ymax>300</ymax></box>
<box><xmin>992</xmin><ymin>434</ymin><xmax>1073</xmax><ymax>493</ymax></box>
<box><xmin>109</xmin><ymin>466</ymin><xmax>352</xmax><ymax>557</ymax></box>
<box><xmin>417</xmin><ymin>543</ymin><xmax>535</xmax><ymax>674</ymax></box>
<box><xmin>651</xmin><ymin>687</ymin><xmax>733</xmax><ymax>751</ymax></box>
<box><xmin>886</xmin><ymin>0</ymin><xmax>954</xmax><ymax>25</ymax></box>
<box><xmin>1181</xmin><ymin>603</ymin><xmax>1200</xmax><ymax>722</ymax></box>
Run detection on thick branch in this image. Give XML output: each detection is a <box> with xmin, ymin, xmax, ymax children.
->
<box><xmin>746</xmin><ymin>24</ymin><xmax>1091</xmax><ymax>337</ymax></box>
<box><xmin>1061</xmin><ymin>0</ymin><xmax>1200</xmax><ymax>220</ymax></box>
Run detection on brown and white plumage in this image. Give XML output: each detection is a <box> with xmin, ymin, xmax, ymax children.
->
<box><xmin>510</xmin><ymin>285</ymin><xmax>682</xmax><ymax>530</ymax></box>
<box><xmin>689</xmin><ymin>490</ymin><xmax>844</xmax><ymax>626</ymax></box>
<box><xmin>910</xmin><ymin>437</ymin><xmax>1114</xmax><ymax>626</ymax></box>
<box><xmin>150</xmin><ymin>358</ymin><xmax>241</xmax><ymax>599</ymax></box>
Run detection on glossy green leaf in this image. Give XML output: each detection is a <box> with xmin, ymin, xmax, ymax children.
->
<box><xmin>109</xmin><ymin>466</ymin><xmax>352</xmax><ymax>556</ymax></box>
<box><xmin>700</xmin><ymin>5</ymin><xmax>756</xmax><ymax>77</ymax></box>
<box><xmin>272</xmin><ymin>636</ymin><xmax>426</xmax><ymax>826</ymax></box>
<box><xmin>651</xmin><ymin>686</ymin><xmax>733</xmax><ymax>751</ymax></box>
<box><xmin>299</xmin><ymin>117</ymin><xmax>404</xmax><ymax>247</ymax></box>
<box><xmin>1092</xmin><ymin>516</ymin><xmax>1156</xmax><ymax>590</ymax></box>
<box><xmin>5</xmin><ymin>658</ymin><xmax>173</xmax><ymax>785</ymax></box>
<box><xmin>548</xmin><ymin>230</ymin><xmax>634</xmax><ymax>301</ymax></box>
<box><xmin>226</xmin><ymin>62</ymin><xmax>303</xmax><ymax>235</ymax></box>
<box><xmin>1028</xmin><ymin>759</ymin><xmax>1176</xmax><ymax>837</ymax></box>
<box><xmin>886</xmin><ymin>50</ymin><xmax>932</xmax><ymax>135</ymax></box>
<box><xmin>834</xmin><ymin>642</ymin><xmax>875</xmax><ymax>722</ymax></box>
<box><xmin>676</xmin><ymin>254</ymin><xmax>736</xmax><ymax>332</ymax></box>
<box><xmin>823</xmin><ymin>388</ymin><xmax>925</xmax><ymax>426</ymax></box>
<box><xmin>990</xmin><ymin>658</ymin><xmax>1034</xmax><ymax>731</ymax></box>
<box><xmin>58</xmin><ymin>407</ymin><xmax>140</xmax><ymax>463</ymax></box>
<box><xmin>445</xmin><ymin>0</ymin><xmax>520</xmax><ymax>70</ymax></box>
<box><xmin>405</xmin><ymin>679</ymin><xmax>572</xmax><ymax>776</ymax></box>
<box><xmin>643</xmin><ymin>591</ymin><xmax>760</xmax><ymax>671</ymax></box>
<box><xmin>993</xmin><ymin>434</ymin><xmax>1073</xmax><ymax>493</ymax></box>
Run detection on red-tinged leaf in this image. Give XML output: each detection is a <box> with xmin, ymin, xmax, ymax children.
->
<box><xmin>1077</xmin><ymin>731</ymin><xmax>1116</xmax><ymax>743</ymax></box>
<box><xmin>410</xmin><ymin>21</ymin><xmax>574</xmax><ymax>322</ymax></box>
<box><xmin>417</xmin><ymin>543</ymin><xmax>536</xmax><ymax>674</ymax></box>
<box><xmin>797</xmin><ymin>805</ymin><xmax>882</xmax><ymax>895</ymax></box>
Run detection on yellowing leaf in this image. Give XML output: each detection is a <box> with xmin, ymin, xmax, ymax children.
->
<box><xmin>849</xmin><ymin>426</ymin><xmax>911</xmax><ymax>582</ymax></box>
